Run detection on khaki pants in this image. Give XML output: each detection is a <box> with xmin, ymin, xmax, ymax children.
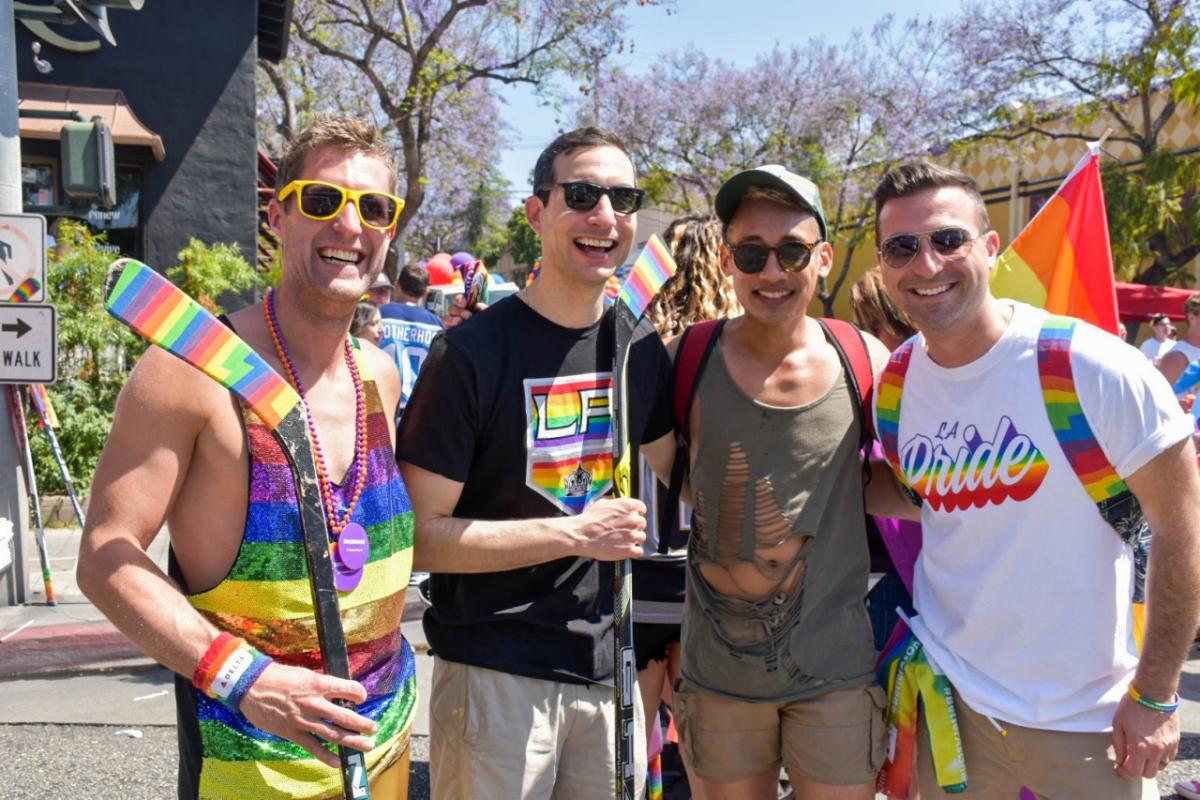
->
<box><xmin>917</xmin><ymin>691</ymin><xmax>1151</xmax><ymax>799</ymax></box>
<box><xmin>674</xmin><ymin>682</ymin><xmax>887</xmax><ymax>785</ymax></box>
<box><xmin>429</xmin><ymin>657</ymin><xmax>646</xmax><ymax>800</ymax></box>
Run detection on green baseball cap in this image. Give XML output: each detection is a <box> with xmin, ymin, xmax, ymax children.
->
<box><xmin>714</xmin><ymin>164</ymin><xmax>827</xmax><ymax>241</ymax></box>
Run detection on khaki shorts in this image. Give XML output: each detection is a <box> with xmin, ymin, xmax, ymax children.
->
<box><xmin>674</xmin><ymin>681</ymin><xmax>887</xmax><ymax>785</ymax></box>
<box><xmin>429</xmin><ymin>657</ymin><xmax>646</xmax><ymax>800</ymax></box>
<box><xmin>917</xmin><ymin>690</ymin><xmax>1151</xmax><ymax>799</ymax></box>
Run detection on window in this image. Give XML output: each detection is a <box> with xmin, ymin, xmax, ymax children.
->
<box><xmin>22</xmin><ymin>159</ymin><xmax>57</xmax><ymax>208</ymax></box>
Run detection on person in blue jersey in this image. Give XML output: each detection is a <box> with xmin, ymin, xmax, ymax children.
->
<box><xmin>379</xmin><ymin>262</ymin><xmax>443</xmax><ymax>418</ymax></box>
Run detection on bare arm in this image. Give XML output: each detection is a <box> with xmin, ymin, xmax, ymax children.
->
<box><xmin>78</xmin><ymin>348</ymin><xmax>220</xmax><ymax>677</ymax></box>
<box><xmin>865</xmin><ymin>459</ymin><xmax>921</xmax><ymax>520</ymax></box>
<box><xmin>400</xmin><ymin>461</ymin><xmax>648</xmax><ymax>573</ymax></box>
<box><xmin>78</xmin><ymin>349</ymin><xmax>376</xmax><ymax>766</ymax></box>
<box><xmin>1111</xmin><ymin>435</ymin><xmax>1200</xmax><ymax>778</ymax></box>
<box><xmin>1158</xmin><ymin>350</ymin><xmax>1189</xmax><ymax>387</ymax></box>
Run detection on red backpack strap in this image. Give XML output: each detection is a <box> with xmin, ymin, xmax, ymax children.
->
<box><xmin>672</xmin><ymin>319</ymin><xmax>725</xmax><ymax>443</ymax></box>
<box><xmin>817</xmin><ymin>317</ymin><xmax>874</xmax><ymax>447</ymax></box>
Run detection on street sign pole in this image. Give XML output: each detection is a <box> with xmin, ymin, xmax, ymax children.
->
<box><xmin>0</xmin><ymin>0</ymin><xmax>30</xmax><ymax>604</ymax></box>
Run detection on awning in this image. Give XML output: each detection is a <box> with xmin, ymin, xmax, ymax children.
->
<box><xmin>18</xmin><ymin>82</ymin><xmax>165</xmax><ymax>162</ymax></box>
<box><xmin>1116</xmin><ymin>281</ymin><xmax>1195</xmax><ymax>322</ymax></box>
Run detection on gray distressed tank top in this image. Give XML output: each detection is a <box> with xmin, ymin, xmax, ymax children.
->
<box><xmin>681</xmin><ymin>340</ymin><xmax>876</xmax><ymax>701</ymax></box>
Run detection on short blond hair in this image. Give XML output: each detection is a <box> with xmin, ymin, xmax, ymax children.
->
<box><xmin>276</xmin><ymin>113</ymin><xmax>397</xmax><ymax>192</ymax></box>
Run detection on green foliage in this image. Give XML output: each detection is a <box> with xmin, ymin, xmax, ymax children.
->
<box><xmin>167</xmin><ymin>238</ymin><xmax>259</xmax><ymax>314</ymax></box>
<box><xmin>477</xmin><ymin>205</ymin><xmax>542</xmax><ymax>268</ymax></box>
<box><xmin>22</xmin><ymin>221</ymin><xmax>142</xmax><ymax>492</ymax></box>
<box><xmin>21</xmin><ymin>223</ymin><xmax>259</xmax><ymax>494</ymax></box>
<box><xmin>24</xmin><ymin>381</ymin><xmax>116</xmax><ymax>499</ymax></box>
<box><xmin>1102</xmin><ymin>150</ymin><xmax>1200</xmax><ymax>285</ymax></box>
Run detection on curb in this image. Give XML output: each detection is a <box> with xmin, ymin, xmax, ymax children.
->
<box><xmin>0</xmin><ymin>601</ymin><xmax>429</xmax><ymax>679</ymax></box>
<box><xmin>0</xmin><ymin>620</ymin><xmax>150</xmax><ymax>680</ymax></box>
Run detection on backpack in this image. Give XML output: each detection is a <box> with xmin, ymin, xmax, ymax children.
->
<box><xmin>875</xmin><ymin>315</ymin><xmax>1152</xmax><ymax>610</ymax></box>
<box><xmin>659</xmin><ymin>317</ymin><xmax>875</xmax><ymax>551</ymax></box>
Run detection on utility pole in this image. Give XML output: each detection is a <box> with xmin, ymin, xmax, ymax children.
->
<box><xmin>0</xmin><ymin>0</ymin><xmax>28</xmax><ymax>603</ymax></box>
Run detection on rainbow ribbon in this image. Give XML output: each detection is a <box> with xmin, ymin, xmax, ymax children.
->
<box><xmin>877</xmin><ymin>625</ymin><xmax>967</xmax><ymax>798</ymax></box>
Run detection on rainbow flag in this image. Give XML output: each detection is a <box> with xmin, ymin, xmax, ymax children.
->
<box><xmin>991</xmin><ymin>142</ymin><xmax>1119</xmax><ymax>334</ymax></box>
<box><xmin>617</xmin><ymin>234</ymin><xmax>675</xmax><ymax>319</ymax></box>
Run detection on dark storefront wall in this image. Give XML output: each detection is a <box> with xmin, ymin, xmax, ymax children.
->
<box><xmin>15</xmin><ymin>1</ymin><xmax>259</xmax><ymax>268</ymax></box>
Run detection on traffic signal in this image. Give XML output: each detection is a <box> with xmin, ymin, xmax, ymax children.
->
<box><xmin>60</xmin><ymin>117</ymin><xmax>116</xmax><ymax>207</ymax></box>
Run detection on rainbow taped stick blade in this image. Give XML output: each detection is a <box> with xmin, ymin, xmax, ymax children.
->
<box><xmin>104</xmin><ymin>259</ymin><xmax>300</xmax><ymax>430</ymax></box>
<box><xmin>465</xmin><ymin>262</ymin><xmax>490</xmax><ymax>308</ymax></box>
<box><xmin>616</xmin><ymin>234</ymin><xmax>676</xmax><ymax>320</ymax></box>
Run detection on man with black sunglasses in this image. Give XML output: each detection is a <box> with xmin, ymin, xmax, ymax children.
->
<box><xmin>78</xmin><ymin>114</ymin><xmax>417</xmax><ymax>798</ymax></box>
<box><xmin>670</xmin><ymin>164</ymin><xmax>898</xmax><ymax>799</ymax></box>
<box><xmin>870</xmin><ymin>160</ymin><xmax>1200</xmax><ymax>797</ymax></box>
<box><xmin>397</xmin><ymin>127</ymin><xmax>674</xmax><ymax>799</ymax></box>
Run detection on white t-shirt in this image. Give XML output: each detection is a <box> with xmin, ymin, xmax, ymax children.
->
<box><xmin>1138</xmin><ymin>336</ymin><xmax>1174</xmax><ymax>362</ymax></box>
<box><xmin>1166</xmin><ymin>339</ymin><xmax>1200</xmax><ymax>376</ymax></box>
<box><xmin>875</xmin><ymin>302</ymin><xmax>1192</xmax><ymax>732</ymax></box>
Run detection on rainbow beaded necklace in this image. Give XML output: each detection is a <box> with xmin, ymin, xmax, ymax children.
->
<box><xmin>263</xmin><ymin>288</ymin><xmax>368</xmax><ymax>536</ymax></box>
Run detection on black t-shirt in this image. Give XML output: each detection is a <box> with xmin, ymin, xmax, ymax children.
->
<box><xmin>396</xmin><ymin>295</ymin><xmax>673</xmax><ymax>684</ymax></box>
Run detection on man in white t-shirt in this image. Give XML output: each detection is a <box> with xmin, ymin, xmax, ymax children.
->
<box><xmin>870</xmin><ymin>160</ymin><xmax>1200</xmax><ymax>797</ymax></box>
<box><xmin>1159</xmin><ymin>293</ymin><xmax>1200</xmax><ymax>386</ymax></box>
<box><xmin>1139</xmin><ymin>312</ymin><xmax>1175</xmax><ymax>363</ymax></box>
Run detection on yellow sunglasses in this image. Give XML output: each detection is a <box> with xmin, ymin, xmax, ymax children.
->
<box><xmin>278</xmin><ymin>180</ymin><xmax>404</xmax><ymax>231</ymax></box>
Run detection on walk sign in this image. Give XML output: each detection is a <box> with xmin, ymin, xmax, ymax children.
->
<box><xmin>0</xmin><ymin>303</ymin><xmax>56</xmax><ymax>383</ymax></box>
<box><xmin>0</xmin><ymin>214</ymin><xmax>47</xmax><ymax>303</ymax></box>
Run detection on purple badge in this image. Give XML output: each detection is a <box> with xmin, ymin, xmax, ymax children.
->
<box><xmin>333</xmin><ymin>559</ymin><xmax>364</xmax><ymax>593</ymax></box>
<box><xmin>334</xmin><ymin>522</ymin><xmax>370</xmax><ymax>571</ymax></box>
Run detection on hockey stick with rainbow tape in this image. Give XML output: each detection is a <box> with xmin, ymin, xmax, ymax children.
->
<box><xmin>611</xmin><ymin>234</ymin><xmax>676</xmax><ymax>799</ymax></box>
<box><xmin>103</xmin><ymin>258</ymin><xmax>371</xmax><ymax>800</ymax></box>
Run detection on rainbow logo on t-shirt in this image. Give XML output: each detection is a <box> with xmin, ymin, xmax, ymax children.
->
<box><xmin>525</xmin><ymin>373</ymin><xmax>614</xmax><ymax>514</ymax></box>
<box><xmin>897</xmin><ymin>416</ymin><xmax>1049</xmax><ymax>511</ymax></box>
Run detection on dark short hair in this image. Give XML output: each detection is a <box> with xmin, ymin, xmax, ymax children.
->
<box><xmin>532</xmin><ymin>127</ymin><xmax>634</xmax><ymax>201</ymax></box>
<box><xmin>872</xmin><ymin>160</ymin><xmax>990</xmax><ymax>243</ymax></box>
<box><xmin>1150</xmin><ymin>312</ymin><xmax>1170</xmax><ymax>325</ymax></box>
<box><xmin>397</xmin><ymin>262</ymin><xmax>429</xmax><ymax>298</ymax></box>
<box><xmin>276</xmin><ymin>113</ymin><xmax>397</xmax><ymax>193</ymax></box>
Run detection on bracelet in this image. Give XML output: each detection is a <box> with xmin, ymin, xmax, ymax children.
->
<box><xmin>1128</xmin><ymin>683</ymin><xmax>1180</xmax><ymax>714</ymax></box>
<box><xmin>192</xmin><ymin>632</ymin><xmax>274</xmax><ymax>712</ymax></box>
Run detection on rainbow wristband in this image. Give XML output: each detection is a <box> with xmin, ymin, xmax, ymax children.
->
<box><xmin>1128</xmin><ymin>683</ymin><xmax>1180</xmax><ymax>714</ymax></box>
<box><xmin>192</xmin><ymin>632</ymin><xmax>274</xmax><ymax>712</ymax></box>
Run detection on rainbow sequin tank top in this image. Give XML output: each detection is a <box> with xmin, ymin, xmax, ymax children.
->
<box><xmin>184</xmin><ymin>341</ymin><xmax>416</xmax><ymax>800</ymax></box>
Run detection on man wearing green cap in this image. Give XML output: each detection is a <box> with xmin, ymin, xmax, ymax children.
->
<box><xmin>672</xmin><ymin>164</ymin><xmax>896</xmax><ymax>798</ymax></box>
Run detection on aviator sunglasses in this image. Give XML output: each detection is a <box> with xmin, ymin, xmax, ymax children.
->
<box><xmin>879</xmin><ymin>226</ymin><xmax>986</xmax><ymax>269</ymax></box>
<box><xmin>538</xmin><ymin>181</ymin><xmax>646</xmax><ymax>214</ymax></box>
<box><xmin>726</xmin><ymin>240</ymin><xmax>821</xmax><ymax>274</ymax></box>
<box><xmin>278</xmin><ymin>180</ymin><xmax>404</xmax><ymax>231</ymax></box>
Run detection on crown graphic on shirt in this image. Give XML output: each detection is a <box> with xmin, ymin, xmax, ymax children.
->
<box><xmin>563</xmin><ymin>463</ymin><xmax>593</xmax><ymax>497</ymax></box>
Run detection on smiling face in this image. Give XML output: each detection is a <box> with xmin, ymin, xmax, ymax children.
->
<box><xmin>722</xmin><ymin>196</ymin><xmax>831</xmax><ymax>327</ymax></box>
<box><xmin>268</xmin><ymin>146</ymin><xmax>395</xmax><ymax>312</ymax></box>
<box><xmin>525</xmin><ymin>144</ymin><xmax>637</xmax><ymax>289</ymax></box>
<box><xmin>877</xmin><ymin>186</ymin><xmax>1001</xmax><ymax>348</ymax></box>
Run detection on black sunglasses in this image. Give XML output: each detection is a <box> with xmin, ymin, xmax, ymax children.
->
<box><xmin>538</xmin><ymin>181</ymin><xmax>645</xmax><ymax>214</ymax></box>
<box><xmin>879</xmin><ymin>226</ymin><xmax>985</xmax><ymax>269</ymax></box>
<box><xmin>726</xmin><ymin>240</ymin><xmax>821</xmax><ymax>274</ymax></box>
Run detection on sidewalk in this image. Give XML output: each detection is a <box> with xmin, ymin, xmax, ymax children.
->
<box><xmin>1</xmin><ymin>527</ymin><xmax>1198</xmax><ymax>740</ymax></box>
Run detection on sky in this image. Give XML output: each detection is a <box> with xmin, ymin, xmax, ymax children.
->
<box><xmin>495</xmin><ymin>0</ymin><xmax>968</xmax><ymax>201</ymax></box>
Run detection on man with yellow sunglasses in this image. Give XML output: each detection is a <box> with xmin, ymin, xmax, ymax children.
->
<box><xmin>79</xmin><ymin>113</ymin><xmax>417</xmax><ymax>799</ymax></box>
